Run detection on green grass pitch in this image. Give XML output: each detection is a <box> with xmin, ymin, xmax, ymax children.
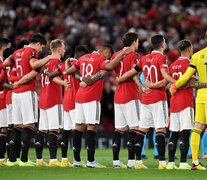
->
<box><xmin>1</xmin><ymin>148</ymin><xmax>207</xmax><ymax>180</ymax></box>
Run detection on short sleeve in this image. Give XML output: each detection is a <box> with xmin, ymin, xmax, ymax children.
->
<box><xmin>190</xmin><ymin>54</ymin><xmax>197</xmax><ymax>69</ymax></box>
<box><xmin>160</xmin><ymin>55</ymin><xmax>168</xmax><ymax>69</ymax></box>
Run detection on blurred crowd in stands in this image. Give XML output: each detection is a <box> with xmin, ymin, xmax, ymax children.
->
<box><xmin>0</xmin><ymin>0</ymin><xmax>207</xmax><ymax>130</ymax></box>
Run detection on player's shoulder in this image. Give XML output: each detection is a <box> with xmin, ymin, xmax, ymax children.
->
<box><xmin>192</xmin><ymin>47</ymin><xmax>207</xmax><ymax>58</ymax></box>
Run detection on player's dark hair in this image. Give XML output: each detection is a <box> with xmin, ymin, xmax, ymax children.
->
<box><xmin>74</xmin><ymin>45</ymin><xmax>89</xmax><ymax>59</ymax></box>
<box><xmin>16</xmin><ymin>39</ymin><xmax>29</xmax><ymax>49</ymax></box>
<box><xmin>30</xmin><ymin>33</ymin><xmax>47</xmax><ymax>45</ymax></box>
<box><xmin>151</xmin><ymin>35</ymin><xmax>165</xmax><ymax>50</ymax></box>
<box><xmin>0</xmin><ymin>38</ymin><xmax>10</xmax><ymax>49</ymax></box>
<box><xmin>122</xmin><ymin>32</ymin><xmax>138</xmax><ymax>47</ymax></box>
<box><xmin>3</xmin><ymin>47</ymin><xmax>16</xmax><ymax>59</ymax></box>
<box><xmin>178</xmin><ymin>39</ymin><xmax>192</xmax><ymax>52</ymax></box>
<box><xmin>102</xmin><ymin>44</ymin><xmax>114</xmax><ymax>56</ymax></box>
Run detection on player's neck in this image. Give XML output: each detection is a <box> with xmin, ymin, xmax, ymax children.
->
<box><xmin>124</xmin><ymin>45</ymin><xmax>135</xmax><ymax>52</ymax></box>
<box><xmin>51</xmin><ymin>52</ymin><xmax>61</xmax><ymax>59</ymax></box>
<box><xmin>153</xmin><ymin>48</ymin><xmax>164</xmax><ymax>54</ymax></box>
<box><xmin>180</xmin><ymin>52</ymin><xmax>190</xmax><ymax>59</ymax></box>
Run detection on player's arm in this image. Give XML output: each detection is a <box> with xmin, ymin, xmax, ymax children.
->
<box><xmin>2</xmin><ymin>82</ymin><xmax>13</xmax><ymax>90</ymax></box>
<box><xmin>38</xmin><ymin>63</ymin><xmax>62</xmax><ymax>79</ymax></box>
<box><xmin>145</xmin><ymin>79</ymin><xmax>168</xmax><ymax>89</ymax></box>
<box><xmin>13</xmin><ymin>70</ymin><xmax>38</xmax><ymax>89</ymax></box>
<box><xmin>66</xmin><ymin>64</ymin><xmax>79</xmax><ymax>75</ymax></box>
<box><xmin>2</xmin><ymin>56</ymin><xmax>13</xmax><ymax>69</ymax></box>
<box><xmin>161</xmin><ymin>68</ymin><xmax>176</xmax><ymax>84</ymax></box>
<box><xmin>0</xmin><ymin>69</ymin><xmax>7</xmax><ymax>82</ymax></box>
<box><xmin>79</xmin><ymin>70</ymin><xmax>108</xmax><ymax>88</ymax></box>
<box><xmin>117</xmin><ymin>65</ymin><xmax>140</xmax><ymax>84</ymax></box>
<box><xmin>132</xmin><ymin>74</ymin><xmax>144</xmax><ymax>89</ymax></box>
<box><xmin>74</xmin><ymin>72</ymin><xmax>94</xmax><ymax>85</ymax></box>
<box><xmin>104</xmin><ymin>47</ymin><xmax>133</xmax><ymax>71</ymax></box>
<box><xmin>91</xmin><ymin>70</ymin><xmax>107</xmax><ymax>83</ymax></box>
<box><xmin>30</xmin><ymin>55</ymin><xmax>50</xmax><ymax>70</ymax></box>
<box><xmin>182</xmin><ymin>79</ymin><xmax>207</xmax><ymax>89</ymax></box>
<box><xmin>170</xmin><ymin>66</ymin><xmax>196</xmax><ymax>95</ymax></box>
<box><xmin>175</xmin><ymin>67</ymin><xmax>196</xmax><ymax>88</ymax></box>
<box><xmin>52</xmin><ymin>76</ymin><xmax>70</xmax><ymax>88</ymax></box>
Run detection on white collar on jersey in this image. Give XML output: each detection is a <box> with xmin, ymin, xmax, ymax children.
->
<box><xmin>151</xmin><ymin>50</ymin><xmax>163</xmax><ymax>55</ymax></box>
<box><xmin>178</xmin><ymin>56</ymin><xmax>190</xmax><ymax>61</ymax></box>
<box><xmin>92</xmin><ymin>51</ymin><xmax>100</xmax><ymax>54</ymax></box>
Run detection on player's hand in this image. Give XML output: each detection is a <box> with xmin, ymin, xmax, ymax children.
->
<box><xmin>142</xmin><ymin>86</ymin><xmax>151</xmax><ymax>94</ymax></box>
<box><xmin>82</xmin><ymin>76</ymin><xmax>94</xmax><ymax>85</ymax></box>
<box><xmin>115</xmin><ymin>77</ymin><xmax>121</xmax><ymax>85</ymax></box>
<box><xmin>169</xmin><ymin>83</ymin><xmax>177</xmax><ymax>96</ymax></box>
<box><xmin>80</xmin><ymin>81</ymin><xmax>87</xmax><ymax>88</ymax></box>
<box><xmin>63</xmin><ymin>79</ymin><xmax>71</xmax><ymax>88</ymax></box>
<box><xmin>144</xmin><ymin>79</ymin><xmax>153</xmax><ymax>88</ymax></box>
<box><xmin>122</xmin><ymin>47</ymin><xmax>134</xmax><ymax>55</ymax></box>
<box><xmin>13</xmin><ymin>81</ymin><xmax>19</xmax><ymax>89</ymax></box>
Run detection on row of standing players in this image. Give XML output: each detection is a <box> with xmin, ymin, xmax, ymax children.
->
<box><xmin>0</xmin><ymin>32</ymin><xmax>207</xmax><ymax>169</ymax></box>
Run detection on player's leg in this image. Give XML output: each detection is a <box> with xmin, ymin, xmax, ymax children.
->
<box><xmin>0</xmin><ymin>108</ymin><xmax>8</xmax><ymax>165</ymax></box>
<box><xmin>113</xmin><ymin>103</ymin><xmax>126</xmax><ymax>168</ymax></box>
<box><xmin>47</xmin><ymin>104</ymin><xmax>63</xmax><ymax>167</ymax></box>
<box><xmin>84</xmin><ymin>101</ymin><xmax>105</xmax><ymax>168</ymax></box>
<box><xmin>6</xmin><ymin>104</ymin><xmax>13</xmax><ymax>160</ymax></box>
<box><xmin>178</xmin><ymin>107</ymin><xmax>194</xmax><ymax>169</ymax></box>
<box><xmin>6</xmin><ymin>92</ymin><xmax>22</xmax><ymax>166</ymax></box>
<box><xmin>0</xmin><ymin>128</ymin><xmax>7</xmax><ymax>165</ymax></box>
<box><xmin>35</xmin><ymin>108</ymin><xmax>47</xmax><ymax>166</ymax></box>
<box><xmin>166</xmin><ymin>112</ymin><xmax>179</xmax><ymax>169</ymax></box>
<box><xmin>153</xmin><ymin>101</ymin><xmax>168</xmax><ymax>169</ymax></box>
<box><xmin>73</xmin><ymin>103</ymin><xmax>85</xmax><ymax>167</ymax></box>
<box><xmin>6</xmin><ymin>125</ymin><xmax>13</xmax><ymax>160</ymax></box>
<box><xmin>134</xmin><ymin>103</ymin><xmax>152</xmax><ymax>169</ymax></box>
<box><xmin>124</xmin><ymin>100</ymin><xmax>140</xmax><ymax>168</ymax></box>
<box><xmin>191</xmin><ymin>103</ymin><xmax>206</xmax><ymax>170</ymax></box>
<box><xmin>166</xmin><ymin>131</ymin><xmax>179</xmax><ymax>169</ymax></box>
<box><xmin>19</xmin><ymin>91</ymin><xmax>38</xmax><ymax>166</ymax></box>
<box><xmin>35</xmin><ymin>130</ymin><xmax>47</xmax><ymax>167</ymax></box>
<box><xmin>60</xmin><ymin>110</ymin><xmax>74</xmax><ymax>167</ymax></box>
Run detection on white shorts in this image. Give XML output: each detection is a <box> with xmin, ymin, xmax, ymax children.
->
<box><xmin>139</xmin><ymin>101</ymin><xmax>168</xmax><ymax>129</ymax></box>
<box><xmin>114</xmin><ymin>100</ymin><xmax>140</xmax><ymax>128</ymax></box>
<box><xmin>0</xmin><ymin>108</ymin><xmax>7</xmax><ymax>128</ymax></box>
<box><xmin>63</xmin><ymin>109</ymin><xmax>75</xmax><ymax>130</ymax></box>
<box><xmin>6</xmin><ymin>104</ymin><xmax>13</xmax><ymax>125</ymax></box>
<box><xmin>12</xmin><ymin>91</ymin><xmax>38</xmax><ymax>125</ymax></box>
<box><xmin>39</xmin><ymin>104</ymin><xmax>63</xmax><ymax>131</ymax></box>
<box><xmin>170</xmin><ymin>107</ymin><xmax>194</xmax><ymax>131</ymax></box>
<box><xmin>75</xmin><ymin>101</ymin><xmax>101</xmax><ymax>125</ymax></box>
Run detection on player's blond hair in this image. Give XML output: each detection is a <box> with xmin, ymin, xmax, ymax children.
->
<box><xmin>50</xmin><ymin>39</ymin><xmax>64</xmax><ymax>52</ymax></box>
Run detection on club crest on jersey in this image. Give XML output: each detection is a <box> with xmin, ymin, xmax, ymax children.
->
<box><xmin>146</xmin><ymin>58</ymin><xmax>152</xmax><ymax>62</ymax></box>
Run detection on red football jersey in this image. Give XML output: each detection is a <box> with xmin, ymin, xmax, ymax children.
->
<box><xmin>11</xmin><ymin>46</ymin><xmax>38</xmax><ymax>93</ymax></box>
<box><xmin>5</xmin><ymin>67</ymin><xmax>19</xmax><ymax>105</ymax></box>
<box><xmin>0</xmin><ymin>68</ymin><xmax>6</xmax><ymax>109</ymax></box>
<box><xmin>0</xmin><ymin>67</ymin><xmax>6</xmax><ymax>91</ymax></box>
<box><xmin>169</xmin><ymin>57</ymin><xmax>195</xmax><ymax>112</ymax></box>
<box><xmin>62</xmin><ymin>59</ymin><xmax>80</xmax><ymax>111</ymax></box>
<box><xmin>136</xmin><ymin>50</ymin><xmax>168</xmax><ymax>104</ymax></box>
<box><xmin>39</xmin><ymin>58</ymin><xmax>62</xmax><ymax>109</ymax></box>
<box><xmin>0</xmin><ymin>89</ymin><xmax>6</xmax><ymax>110</ymax></box>
<box><xmin>112</xmin><ymin>50</ymin><xmax>140</xmax><ymax>104</ymax></box>
<box><xmin>75</xmin><ymin>51</ymin><xmax>108</xmax><ymax>103</ymax></box>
